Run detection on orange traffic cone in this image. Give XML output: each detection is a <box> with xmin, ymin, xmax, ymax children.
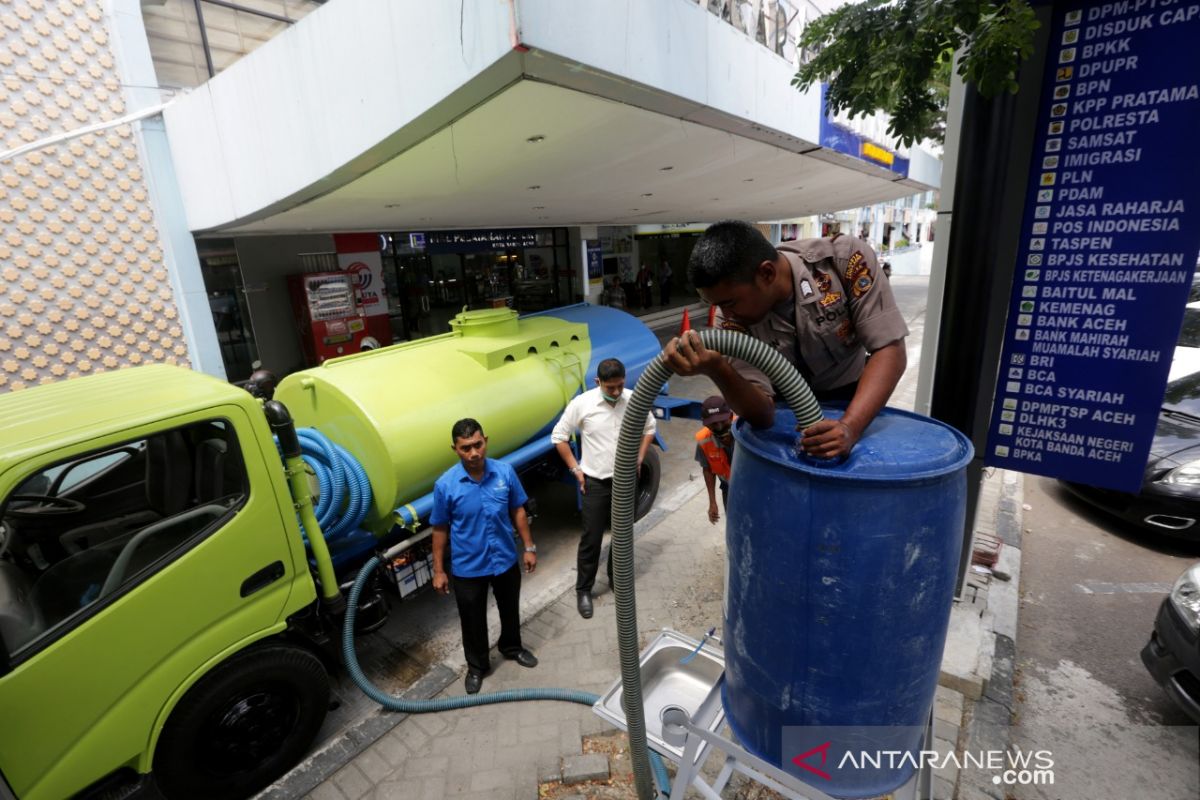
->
<box><xmin>679</xmin><ymin>308</ymin><xmax>692</xmax><ymax>335</ymax></box>
<box><xmin>707</xmin><ymin>304</ymin><xmax>717</xmax><ymax>328</ymax></box>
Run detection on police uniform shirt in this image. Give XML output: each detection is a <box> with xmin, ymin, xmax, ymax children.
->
<box><xmin>717</xmin><ymin>235</ymin><xmax>909</xmax><ymax>394</ymax></box>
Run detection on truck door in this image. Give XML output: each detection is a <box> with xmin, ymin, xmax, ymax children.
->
<box><xmin>0</xmin><ymin>408</ymin><xmax>300</xmax><ymax>799</ymax></box>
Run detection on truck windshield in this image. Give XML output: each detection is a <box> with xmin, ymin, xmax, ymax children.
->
<box><xmin>0</xmin><ymin>419</ymin><xmax>247</xmax><ymax>663</ymax></box>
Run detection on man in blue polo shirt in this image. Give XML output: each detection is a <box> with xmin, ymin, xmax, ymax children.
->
<box><xmin>431</xmin><ymin>418</ymin><xmax>539</xmax><ymax>694</ymax></box>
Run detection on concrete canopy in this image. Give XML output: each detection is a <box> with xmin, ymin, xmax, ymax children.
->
<box><xmin>163</xmin><ymin>0</ymin><xmax>939</xmax><ymax>236</ymax></box>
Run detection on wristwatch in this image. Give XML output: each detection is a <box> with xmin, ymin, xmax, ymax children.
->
<box><xmin>569</xmin><ymin>465</ymin><xmax>582</xmax><ymax>474</ymax></box>
<box><xmin>525</xmin><ymin>544</ymin><xmax>537</xmax><ymax>553</ymax></box>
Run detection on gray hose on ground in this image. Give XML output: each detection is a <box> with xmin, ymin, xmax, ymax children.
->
<box><xmin>612</xmin><ymin>328</ymin><xmax>823</xmax><ymax>800</ymax></box>
<box><xmin>343</xmin><ymin>556</ymin><xmax>675</xmax><ymax>791</ymax></box>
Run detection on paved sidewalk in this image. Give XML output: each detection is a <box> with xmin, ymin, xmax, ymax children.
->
<box><xmin>305</xmin><ymin>485</ymin><xmax>726</xmax><ymax>800</ymax></box>
<box><xmin>279</xmin><ymin>280</ymin><xmax>1025</xmax><ymax>799</ymax></box>
<box><xmin>287</xmin><ymin>472</ymin><xmax>1021</xmax><ymax>800</ymax></box>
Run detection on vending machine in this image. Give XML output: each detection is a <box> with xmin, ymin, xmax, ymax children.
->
<box><xmin>288</xmin><ymin>271</ymin><xmax>370</xmax><ymax>365</ymax></box>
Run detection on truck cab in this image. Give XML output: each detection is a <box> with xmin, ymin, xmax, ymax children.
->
<box><xmin>0</xmin><ymin>365</ymin><xmax>329</xmax><ymax>799</ymax></box>
<box><xmin>0</xmin><ymin>304</ymin><xmax>666</xmax><ymax>798</ymax></box>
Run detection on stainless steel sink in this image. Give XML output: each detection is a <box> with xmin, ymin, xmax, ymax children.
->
<box><xmin>593</xmin><ymin>629</ymin><xmax>726</xmax><ymax>762</ymax></box>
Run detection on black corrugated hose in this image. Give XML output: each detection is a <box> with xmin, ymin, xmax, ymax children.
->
<box><xmin>611</xmin><ymin>329</ymin><xmax>823</xmax><ymax>799</ymax></box>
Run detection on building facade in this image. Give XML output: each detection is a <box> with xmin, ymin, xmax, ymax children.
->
<box><xmin>0</xmin><ymin>0</ymin><xmax>940</xmax><ymax>390</ymax></box>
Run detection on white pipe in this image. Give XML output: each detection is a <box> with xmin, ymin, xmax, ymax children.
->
<box><xmin>0</xmin><ymin>101</ymin><xmax>171</xmax><ymax>164</ymax></box>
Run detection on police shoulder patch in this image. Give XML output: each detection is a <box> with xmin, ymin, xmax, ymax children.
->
<box><xmin>844</xmin><ymin>250</ymin><xmax>866</xmax><ymax>281</ymax></box>
<box><xmin>852</xmin><ymin>272</ymin><xmax>874</xmax><ymax>298</ymax></box>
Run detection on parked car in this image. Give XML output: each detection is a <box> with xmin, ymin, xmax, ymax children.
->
<box><xmin>1170</xmin><ymin>302</ymin><xmax>1200</xmax><ymax>381</ymax></box>
<box><xmin>1063</xmin><ymin>368</ymin><xmax>1200</xmax><ymax>538</ymax></box>
<box><xmin>1142</xmin><ymin>562</ymin><xmax>1200</xmax><ymax>722</ymax></box>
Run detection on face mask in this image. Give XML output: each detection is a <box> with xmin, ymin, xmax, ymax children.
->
<box><xmin>603</xmin><ymin>392</ymin><xmax>621</xmax><ymax>404</ymax></box>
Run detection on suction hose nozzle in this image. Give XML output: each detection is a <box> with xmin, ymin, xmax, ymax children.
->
<box><xmin>612</xmin><ymin>329</ymin><xmax>823</xmax><ymax>800</ymax></box>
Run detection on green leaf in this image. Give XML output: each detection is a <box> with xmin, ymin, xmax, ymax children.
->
<box><xmin>794</xmin><ymin>0</ymin><xmax>1039</xmax><ymax>147</ymax></box>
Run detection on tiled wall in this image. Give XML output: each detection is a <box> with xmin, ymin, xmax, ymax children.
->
<box><xmin>0</xmin><ymin>0</ymin><xmax>185</xmax><ymax>391</ymax></box>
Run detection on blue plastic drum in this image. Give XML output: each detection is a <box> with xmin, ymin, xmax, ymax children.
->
<box><xmin>722</xmin><ymin>406</ymin><xmax>973</xmax><ymax>798</ymax></box>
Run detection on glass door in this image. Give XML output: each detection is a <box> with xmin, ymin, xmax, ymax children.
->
<box><xmin>403</xmin><ymin>253</ymin><xmax>466</xmax><ymax>337</ymax></box>
<box><xmin>197</xmin><ymin>240</ymin><xmax>259</xmax><ymax>381</ymax></box>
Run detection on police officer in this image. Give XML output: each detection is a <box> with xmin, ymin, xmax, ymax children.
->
<box><xmin>663</xmin><ymin>220</ymin><xmax>907</xmax><ymax>459</ymax></box>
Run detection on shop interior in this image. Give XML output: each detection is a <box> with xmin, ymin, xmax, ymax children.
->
<box><xmin>381</xmin><ymin>229</ymin><xmax>574</xmax><ymax>340</ymax></box>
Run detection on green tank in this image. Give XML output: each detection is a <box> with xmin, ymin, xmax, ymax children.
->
<box><xmin>274</xmin><ymin>308</ymin><xmax>591</xmax><ymax>529</ymax></box>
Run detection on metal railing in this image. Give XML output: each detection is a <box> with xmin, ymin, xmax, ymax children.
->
<box><xmin>188</xmin><ymin>0</ymin><xmax>325</xmax><ymax>79</ymax></box>
<box><xmin>691</xmin><ymin>0</ymin><xmax>824</xmax><ymax>66</ymax></box>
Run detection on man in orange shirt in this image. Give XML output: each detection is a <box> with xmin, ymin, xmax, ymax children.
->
<box><xmin>694</xmin><ymin>395</ymin><xmax>735</xmax><ymax>525</ymax></box>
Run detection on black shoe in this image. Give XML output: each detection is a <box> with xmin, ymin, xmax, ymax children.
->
<box><xmin>464</xmin><ymin>671</ymin><xmax>483</xmax><ymax>694</ymax></box>
<box><xmin>505</xmin><ymin>649</ymin><xmax>538</xmax><ymax>668</ymax></box>
<box><xmin>577</xmin><ymin>591</ymin><xmax>593</xmax><ymax>619</ymax></box>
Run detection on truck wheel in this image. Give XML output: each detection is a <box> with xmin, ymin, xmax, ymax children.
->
<box><xmin>634</xmin><ymin>447</ymin><xmax>660</xmax><ymax>521</ymax></box>
<box><xmin>153</xmin><ymin>644</ymin><xmax>330</xmax><ymax>800</ymax></box>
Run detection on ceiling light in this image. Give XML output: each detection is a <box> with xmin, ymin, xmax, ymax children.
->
<box><xmin>526</xmin><ymin>135</ymin><xmax>546</xmax><ymax>144</ymax></box>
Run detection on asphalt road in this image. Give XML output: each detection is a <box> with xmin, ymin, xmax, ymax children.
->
<box><xmin>1011</xmin><ymin>475</ymin><xmax>1200</xmax><ymax>799</ymax></box>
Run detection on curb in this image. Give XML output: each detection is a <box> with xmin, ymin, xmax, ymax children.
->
<box><xmin>256</xmin><ymin>664</ymin><xmax>458</xmax><ymax>800</ymax></box>
<box><xmin>958</xmin><ymin>470</ymin><xmax>1024</xmax><ymax>799</ymax></box>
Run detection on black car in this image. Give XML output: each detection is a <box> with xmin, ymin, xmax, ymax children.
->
<box><xmin>1142</xmin><ymin>562</ymin><xmax>1200</xmax><ymax>722</ymax></box>
<box><xmin>1063</xmin><ymin>370</ymin><xmax>1200</xmax><ymax>538</ymax></box>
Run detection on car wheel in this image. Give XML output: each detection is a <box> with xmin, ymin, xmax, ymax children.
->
<box><xmin>634</xmin><ymin>447</ymin><xmax>661</xmax><ymax>521</ymax></box>
<box><xmin>153</xmin><ymin>644</ymin><xmax>330</xmax><ymax>800</ymax></box>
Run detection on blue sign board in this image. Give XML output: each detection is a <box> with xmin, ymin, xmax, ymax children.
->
<box><xmin>819</xmin><ymin>85</ymin><xmax>910</xmax><ymax>178</ymax></box>
<box><xmin>984</xmin><ymin>0</ymin><xmax>1200</xmax><ymax>492</ymax></box>
<box><xmin>586</xmin><ymin>241</ymin><xmax>603</xmax><ymax>282</ymax></box>
<box><xmin>424</xmin><ymin>229</ymin><xmax>539</xmax><ymax>254</ymax></box>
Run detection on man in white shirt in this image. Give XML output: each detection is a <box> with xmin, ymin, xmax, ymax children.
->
<box><xmin>551</xmin><ymin>358</ymin><xmax>657</xmax><ymax>618</ymax></box>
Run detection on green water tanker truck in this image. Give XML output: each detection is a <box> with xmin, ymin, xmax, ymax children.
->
<box><xmin>0</xmin><ymin>304</ymin><xmax>663</xmax><ymax>800</ymax></box>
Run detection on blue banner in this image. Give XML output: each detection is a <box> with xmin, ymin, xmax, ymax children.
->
<box><xmin>985</xmin><ymin>0</ymin><xmax>1200</xmax><ymax>492</ymax></box>
<box><xmin>586</xmin><ymin>241</ymin><xmax>603</xmax><ymax>282</ymax></box>
<box><xmin>819</xmin><ymin>85</ymin><xmax>910</xmax><ymax>178</ymax></box>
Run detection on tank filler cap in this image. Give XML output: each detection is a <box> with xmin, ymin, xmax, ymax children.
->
<box><xmin>449</xmin><ymin>307</ymin><xmax>520</xmax><ymax>337</ymax></box>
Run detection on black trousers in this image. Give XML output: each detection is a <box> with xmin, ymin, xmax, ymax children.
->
<box><xmin>577</xmin><ymin>475</ymin><xmax>615</xmax><ymax>593</ymax></box>
<box><xmin>452</xmin><ymin>561</ymin><xmax>523</xmax><ymax>676</ymax></box>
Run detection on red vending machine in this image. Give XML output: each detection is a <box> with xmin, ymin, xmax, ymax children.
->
<box><xmin>288</xmin><ymin>271</ymin><xmax>370</xmax><ymax>365</ymax></box>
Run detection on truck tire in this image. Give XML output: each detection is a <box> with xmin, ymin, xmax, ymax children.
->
<box><xmin>153</xmin><ymin>643</ymin><xmax>330</xmax><ymax>800</ymax></box>
<box><xmin>634</xmin><ymin>447</ymin><xmax>660</xmax><ymax>521</ymax></box>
